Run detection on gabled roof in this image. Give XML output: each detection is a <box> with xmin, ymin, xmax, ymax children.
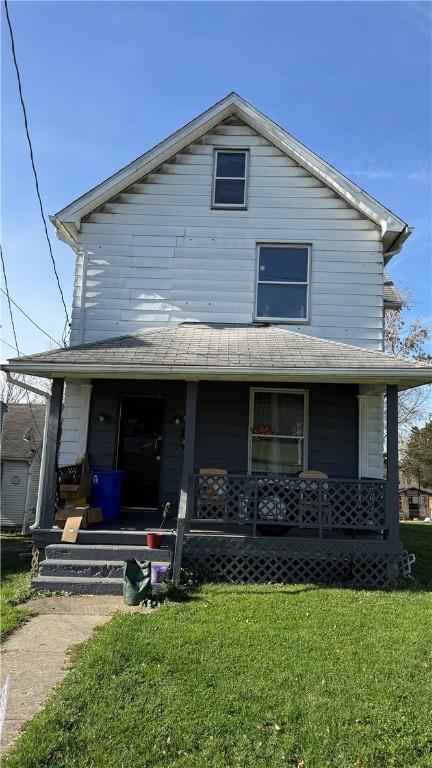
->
<box><xmin>51</xmin><ymin>92</ymin><xmax>410</xmax><ymax>258</ymax></box>
<box><xmin>1</xmin><ymin>404</ymin><xmax>46</xmax><ymax>461</ymax></box>
<box><xmin>4</xmin><ymin>324</ymin><xmax>431</xmax><ymax>389</ymax></box>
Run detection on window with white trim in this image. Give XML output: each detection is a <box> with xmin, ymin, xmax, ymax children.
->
<box><xmin>249</xmin><ymin>389</ymin><xmax>307</xmax><ymax>475</ymax></box>
<box><xmin>256</xmin><ymin>244</ymin><xmax>310</xmax><ymax>321</ymax></box>
<box><xmin>212</xmin><ymin>150</ymin><xmax>247</xmax><ymax>207</ymax></box>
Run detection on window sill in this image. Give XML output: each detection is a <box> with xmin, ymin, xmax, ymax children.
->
<box><xmin>211</xmin><ymin>204</ymin><xmax>248</xmax><ymax>211</ymax></box>
<box><xmin>254</xmin><ymin>317</ymin><xmax>310</xmax><ymax>325</ymax></box>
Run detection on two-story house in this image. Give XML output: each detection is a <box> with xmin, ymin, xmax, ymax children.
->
<box><xmin>5</xmin><ymin>93</ymin><xmax>431</xmax><ymax>592</ymax></box>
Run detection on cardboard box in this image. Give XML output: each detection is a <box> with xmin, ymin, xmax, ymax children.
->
<box><xmin>58</xmin><ymin>472</ymin><xmax>92</xmax><ymax>503</ymax></box>
<box><xmin>55</xmin><ymin>506</ymin><xmax>102</xmax><ymax>530</ymax></box>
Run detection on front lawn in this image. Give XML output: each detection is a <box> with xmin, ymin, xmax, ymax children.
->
<box><xmin>5</xmin><ymin>566</ymin><xmax>432</xmax><ymax>767</ymax></box>
<box><xmin>1</xmin><ymin>540</ymin><xmax>32</xmax><ymax>641</ymax></box>
<box><xmin>400</xmin><ymin>521</ymin><xmax>432</xmax><ymax>587</ymax></box>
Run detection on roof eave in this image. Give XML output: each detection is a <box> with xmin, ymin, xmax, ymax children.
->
<box><xmin>3</xmin><ymin>361</ymin><xmax>431</xmax><ymax>390</ymax></box>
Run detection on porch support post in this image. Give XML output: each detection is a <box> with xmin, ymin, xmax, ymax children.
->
<box><xmin>385</xmin><ymin>384</ymin><xmax>399</xmax><ymax>542</ymax></box>
<box><xmin>35</xmin><ymin>378</ymin><xmax>64</xmax><ymax>529</ymax></box>
<box><xmin>173</xmin><ymin>381</ymin><xmax>198</xmax><ymax>583</ymax></box>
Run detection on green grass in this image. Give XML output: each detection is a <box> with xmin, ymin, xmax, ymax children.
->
<box><xmin>400</xmin><ymin>522</ymin><xmax>432</xmax><ymax>587</ymax></box>
<box><xmin>4</xmin><ymin>524</ymin><xmax>432</xmax><ymax>767</ymax></box>
<box><xmin>1</xmin><ymin>549</ymin><xmax>32</xmax><ymax>641</ymax></box>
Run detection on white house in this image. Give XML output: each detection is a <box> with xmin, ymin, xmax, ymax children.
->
<box><xmin>4</xmin><ymin>93</ymin><xmax>431</xmax><ymax>592</ymax></box>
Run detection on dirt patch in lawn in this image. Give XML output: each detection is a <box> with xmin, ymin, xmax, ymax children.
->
<box><xmin>0</xmin><ymin>595</ymin><xmax>148</xmax><ymax>755</ymax></box>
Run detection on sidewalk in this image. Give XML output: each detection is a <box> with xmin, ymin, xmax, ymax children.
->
<box><xmin>0</xmin><ymin>595</ymin><xmax>145</xmax><ymax>755</ymax></box>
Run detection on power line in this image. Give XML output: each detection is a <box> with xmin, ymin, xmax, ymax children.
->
<box><xmin>4</xmin><ymin>0</ymin><xmax>70</xmax><ymax>346</ymax></box>
<box><xmin>1</xmin><ymin>244</ymin><xmax>43</xmax><ymax>452</ymax></box>
<box><xmin>1</xmin><ymin>244</ymin><xmax>20</xmax><ymax>355</ymax></box>
<box><xmin>0</xmin><ymin>337</ymin><xmax>19</xmax><ymax>353</ymax></box>
<box><xmin>0</xmin><ymin>285</ymin><xmax>62</xmax><ymax>348</ymax></box>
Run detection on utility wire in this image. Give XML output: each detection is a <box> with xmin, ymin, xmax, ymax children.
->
<box><xmin>1</xmin><ymin>244</ymin><xmax>20</xmax><ymax>356</ymax></box>
<box><xmin>1</xmin><ymin>244</ymin><xmax>43</xmax><ymax>453</ymax></box>
<box><xmin>4</xmin><ymin>0</ymin><xmax>70</xmax><ymax>346</ymax></box>
<box><xmin>0</xmin><ymin>337</ymin><xmax>19</xmax><ymax>353</ymax></box>
<box><xmin>0</xmin><ymin>286</ymin><xmax>62</xmax><ymax>348</ymax></box>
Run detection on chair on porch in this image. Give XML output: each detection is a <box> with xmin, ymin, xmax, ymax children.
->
<box><xmin>298</xmin><ymin>470</ymin><xmax>330</xmax><ymax>534</ymax></box>
<box><xmin>196</xmin><ymin>468</ymin><xmax>228</xmax><ymax>520</ymax></box>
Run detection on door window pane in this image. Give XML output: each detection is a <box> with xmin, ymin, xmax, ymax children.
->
<box><xmin>257</xmin><ymin>284</ymin><xmax>307</xmax><ymax>319</ymax></box>
<box><xmin>251</xmin><ymin>437</ymin><xmax>303</xmax><ymax>475</ymax></box>
<box><xmin>252</xmin><ymin>391</ymin><xmax>304</xmax><ymax>436</ymax></box>
<box><xmin>259</xmin><ymin>247</ymin><xmax>308</xmax><ymax>282</ymax></box>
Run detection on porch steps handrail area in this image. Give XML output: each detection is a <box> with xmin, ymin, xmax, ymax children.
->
<box><xmin>189</xmin><ymin>474</ymin><xmax>387</xmax><ymax>539</ymax></box>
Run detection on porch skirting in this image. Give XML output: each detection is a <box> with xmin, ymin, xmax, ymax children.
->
<box><xmin>181</xmin><ymin>535</ymin><xmax>403</xmax><ymax>590</ymax></box>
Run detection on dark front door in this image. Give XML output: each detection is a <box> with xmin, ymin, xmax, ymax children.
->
<box><xmin>117</xmin><ymin>396</ymin><xmax>163</xmax><ymax>507</ymax></box>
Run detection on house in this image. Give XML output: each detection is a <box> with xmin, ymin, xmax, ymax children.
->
<box><xmin>399</xmin><ymin>485</ymin><xmax>432</xmax><ymax>520</ymax></box>
<box><xmin>1</xmin><ymin>403</ymin><xmax>46</xmax><ymax>531</ymax></box>
<box><xmin>3</xmin><ymin>93</ymin><xmax>431</xmax><ymax>591</ymax></box>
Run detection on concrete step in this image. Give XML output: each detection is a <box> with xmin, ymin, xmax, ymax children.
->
<box><xmin>39</xmin><ymin>558</ymin><xmax>171</xmax><ymax>579</ymax></box>
<box><xmin>32</xmin><ymin>575</ymin><xmax>123</xmax><ymax>595</ymax></box>
<box><xmin>45</xmin><ymin>543</ymin><xmax>172</xmax><ymax>563</ymax></box>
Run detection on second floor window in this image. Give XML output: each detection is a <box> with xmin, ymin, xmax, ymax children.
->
<box><xmin>256</xmin><ymin>244</ymin><xmax>310</xmax><ymax>321</ymax></box>
<box><xmin>212</xmin><ymin>150</ymin><xmax>247</xmax><ymax>207</ymax></box>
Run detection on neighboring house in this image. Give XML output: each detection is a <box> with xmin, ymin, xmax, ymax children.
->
<box><xmin>4</xmin><ymin>93</ymin><xmax>431</xmax><ymax>591</ymax></box>
<box><xmin>399</xmin><ymin>485</ymin><xmax>432</xmax><ymax>520</ymax></box>
<box><xmin>1</xmin><ymin>403</ymin><xmax>46</xmax><ymax>531</ymax></box>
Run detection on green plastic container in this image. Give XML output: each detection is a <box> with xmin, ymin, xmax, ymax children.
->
<box><xmin>123</xmin><ymin>559</ymin><xmax>152</xmax><ymax>606</ymax></box>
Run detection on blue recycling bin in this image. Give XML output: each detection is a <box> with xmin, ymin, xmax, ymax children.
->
<box><xmin>91</xmin><ymin>470</ymin><xmax>125</xmax><ymax>523</ymax></box>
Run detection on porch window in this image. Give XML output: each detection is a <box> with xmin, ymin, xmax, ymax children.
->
<box><xmin>212</xmin><ymin>150</ymin><xmax>247</xmax><ymax>207</ymax></box>
<box><xmin>256</xmin><ymin>244</ymin><xmax>310</xmax><ymax>321</ymax></box>
<box><xmin>249</xmin><ymin>388</ymin><xmax>307</xmax><ymax>475</ymax></box>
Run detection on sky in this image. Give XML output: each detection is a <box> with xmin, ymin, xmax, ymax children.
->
<box><xmin>1</xmin><ymin>0</ymin><xmax>431</xmax><ymax>361</ymax></box>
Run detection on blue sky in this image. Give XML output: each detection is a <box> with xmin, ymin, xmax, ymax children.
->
<box><xmin>2</xmin><ymin>0</ymin><xmax>431</xmax><ymax>359</ymax></box>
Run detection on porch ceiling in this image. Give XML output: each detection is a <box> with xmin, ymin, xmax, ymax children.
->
<box><xmin>3</xmin><ymin>324</ymin><xmax>431</xmax><ymax>390</ymax></box>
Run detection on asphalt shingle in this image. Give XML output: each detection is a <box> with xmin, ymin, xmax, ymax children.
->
<box><xmin>5</xmin><ymin>324</ymin><xmax>431</xmax><ymax>374</ymax></box>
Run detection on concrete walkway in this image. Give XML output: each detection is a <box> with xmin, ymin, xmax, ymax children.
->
<box><xmin>1</xmin><ymin>595</ymin><xmax>146</xmax><ymax>755</ymax></box>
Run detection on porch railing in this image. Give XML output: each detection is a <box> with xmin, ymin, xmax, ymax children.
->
<box><xmin>188</xmin><ymin>474</ymin><xmax>387</xmax><ymax>539</ymax></box>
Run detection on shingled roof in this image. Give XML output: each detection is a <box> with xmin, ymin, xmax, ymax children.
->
<box><xmin>4</xmin><ymin>325</ymin><xmax>431</xmax><ymax>387</ymax></box>
<box><xmin>1</xmin><ymin>404</ymin><xmax>46</xmax><ymax>461</ymax></box>
<box><xmin>383</xmin><ymin>269</ymin><xmax>403</xmax><ymax>309</ymax></box>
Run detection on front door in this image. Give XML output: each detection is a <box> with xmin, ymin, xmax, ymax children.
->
<box><xmin>117</xmin><ymin>396</ymin><xmax>163</xmax><ymax>507</ymax></box>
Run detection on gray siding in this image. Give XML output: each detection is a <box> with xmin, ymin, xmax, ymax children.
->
<box><xmin>87</xmin><ymin>380</ymin><xmax>359</xmax><ymax>511</ymax></box>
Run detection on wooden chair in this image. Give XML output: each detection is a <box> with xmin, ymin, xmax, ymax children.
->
<box><xmin>298</xmin><ymin>470</ymin><xmax>329</xmax><ymax>532</ymax></box>
<box><xmin>196</xmin><ymin>468</ymin><xmax>228</xmax><ymax>520</ymax></box>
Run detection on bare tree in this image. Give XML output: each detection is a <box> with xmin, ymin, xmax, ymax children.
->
<box><xmin>384</xmin><ymin>293</ymin><xmax>432</xmax><ymax>438</ymax></box>
<box><xmin>1</xmin><ymin>372</ymin><xmax>50</xmax><ymax>405</ymax></box>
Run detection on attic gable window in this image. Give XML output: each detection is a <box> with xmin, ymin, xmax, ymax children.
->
<box><xmin>212</xmin><ymin>150</ymin><xmax>247</xmax><ymax>208</ymax></box>
<box><xmin>255</xmin><ymin>244</ymin><xmax>310</xmax><ymax>322</ymax></box>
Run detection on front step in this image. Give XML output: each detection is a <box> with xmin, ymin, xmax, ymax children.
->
<box><xmin>45</xmin><ymin>543</ymin><xmax>171</xmax><ymax>563</ymax></box>
<box><xmin>32</xmin><ymin>575</ymin><xmax>123</xmax><ymax>595</ymax></box>
<box><xmin>39</xmin><ymin>557</ymin><xmax>171</xmax><ymax>579</ymax></box>
<box><xmin>33</xmin><ymin>541</ymin><xmax>172</xmax><ymax>595</ymax></box>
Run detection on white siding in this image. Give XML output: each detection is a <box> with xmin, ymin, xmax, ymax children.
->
<box><xmin>358</xmin><ymin>393</ymin><xmax>385</xmax><ymax>479</ymax></box>
<box><xmin>1</xmin><ymin>460</ymin><xmax>30</xmax><ymax>528</ymax></box>
<box><xmin>58</xmin><ymin>381</ymin><xmax>92</xmax><ymax>466</ymax></box>
<box><xmin>71</xmin><ymin>120</ymin><xmax>383</xmax><ymax>350</ymax></box>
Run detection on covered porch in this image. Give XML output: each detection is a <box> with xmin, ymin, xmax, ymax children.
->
<box><xmin>4</xmin><ymin>323</ymin><xmax>431</xmax><ymax>589</ymax></box>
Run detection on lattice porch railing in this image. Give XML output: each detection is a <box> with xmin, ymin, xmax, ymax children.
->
<box><xmin>190</xmin><ymin>474</ymin><xmax>387</xmax><ymax>538</ymax></box>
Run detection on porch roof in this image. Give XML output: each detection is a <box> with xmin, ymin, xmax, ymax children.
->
<box><xmin>3</xmin><ymin>324</ymin><xmax>431</xmax><ymax>388</ymax></box>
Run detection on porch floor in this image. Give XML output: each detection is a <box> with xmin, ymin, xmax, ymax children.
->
<box><xmin>40</xmin><ymin>508</ymin><xmax>384</xmax><ymax>542</ymax></box>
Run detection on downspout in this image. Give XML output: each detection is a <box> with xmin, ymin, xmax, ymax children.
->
<box><xmin>6</xmin><ymin>372</ymin><xmax>51</xmax><ymax>530</ymax></box>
